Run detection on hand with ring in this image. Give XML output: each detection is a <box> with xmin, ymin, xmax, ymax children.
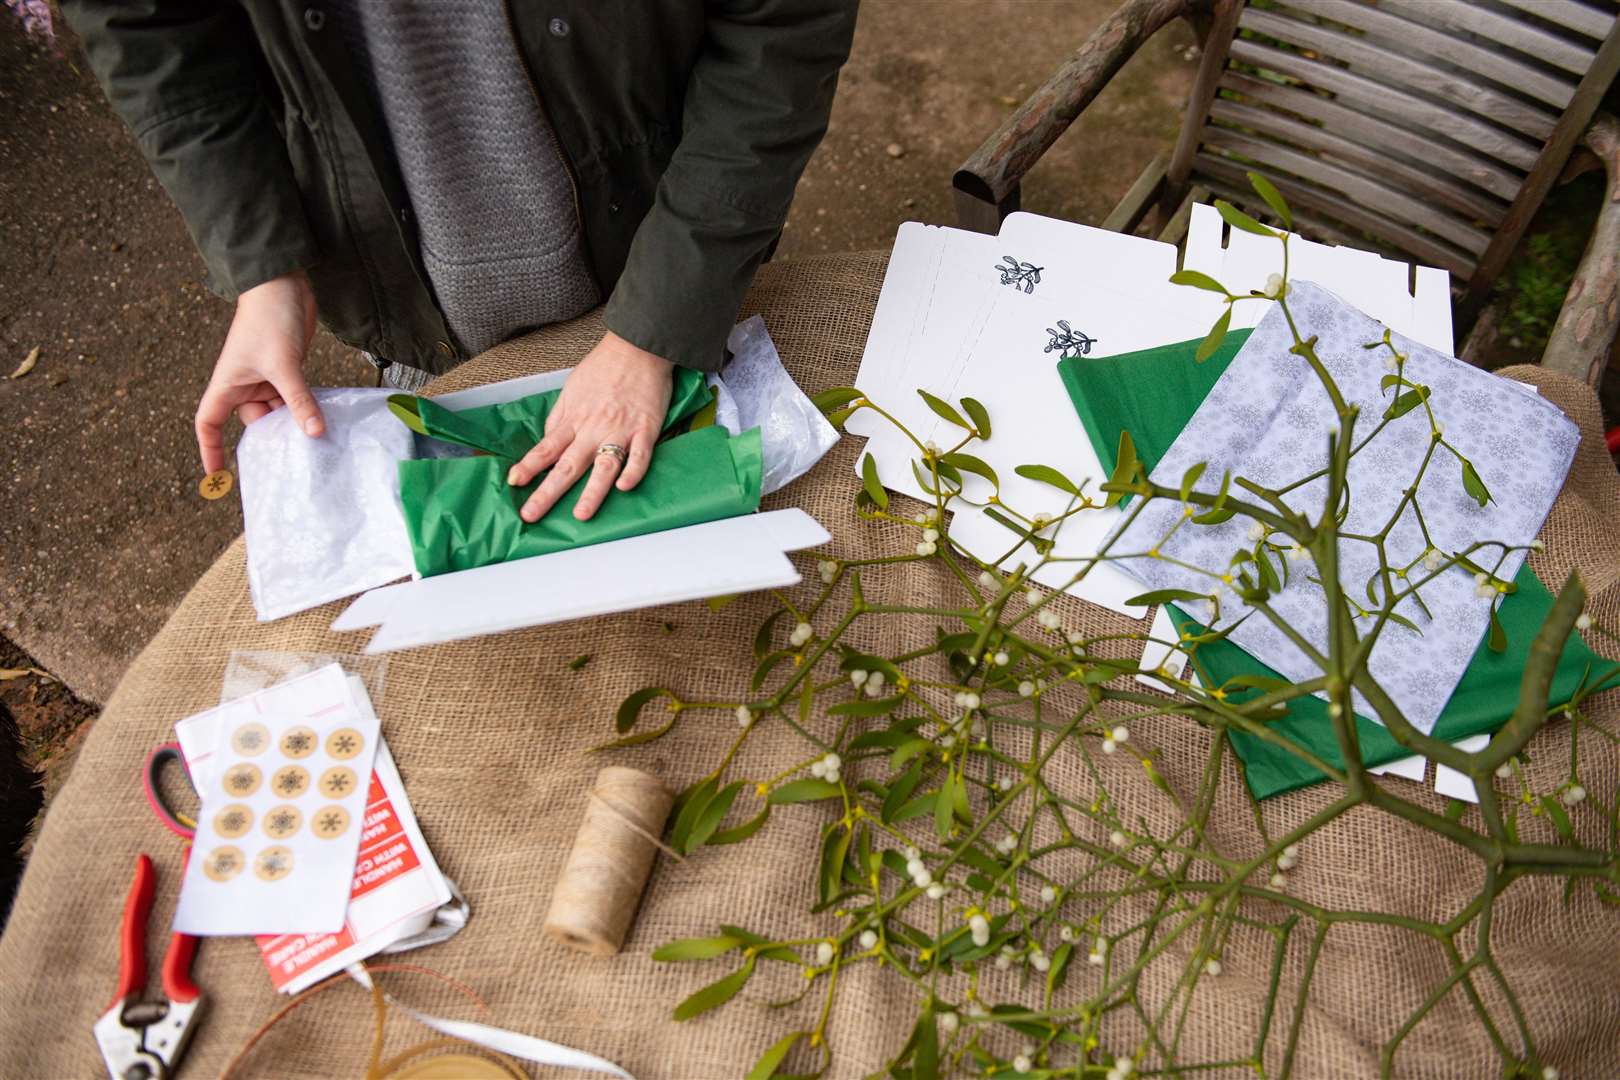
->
<box><xmin>506</xmin><ymin>331</ymin><xmax>675</xmax><ymax>522</ymax></box>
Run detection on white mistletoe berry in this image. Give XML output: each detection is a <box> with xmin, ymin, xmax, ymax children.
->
<box><xmin>859</xmin><ymin>929</ymin><xmax>878</xmax><ymax>950</ymax></box>
<box><xmin>938</xmin><ymin>1011</ymin><xmax>959</xmax><ymax>1034</ymax></box>
<box><xmin>1088</xmin><ymin>947</ymin><xmax>1104</xmax><ymax>966</ymax></box>
<box><xmin>1030</xmin><ymin>951</ymin><xmax>1050</xmax><ymax>972</ymax></box>
<box><xmin>790</xmin><ymin>621</ymin><xmax>813</xmax><ymax>646</ymax></box>
<box><xmin>816</xmin><ymin>941</ymin><xmax>835</xmax><ymax>965</ymax></box>
<box><xmin>994</xmin><ymin>650</ymin><xmax>1010</xmax><ymax>666</ymax></box>
<box><xmin>923</xmin><ymin>527</ymin><xmax>940</xmax><ymax>543</ymax></box>
<box><xmin>1112</xmin><ymin>725</ymin><xmax>1129</xmax><ymax>743</ymax></box>
<box><xmin>1204</xmin><ymin>958</ymin><xmax>1223</xmax><ymax>977</ymax></box>
<box><xmin>1013</xmin><ymin>1055</ymin><xmax>1033</xmax><ymax>1074</ymax></box>
<box><xmin>1247</xmin><ymin>521</ymin><xmax>1265</xmax><ymax>542</ymax></box>
<box><xmin>1562</xmin><ymin>784</ymin><xmax>1586</xmax><ymax>806</ymax></box>
<box><xmin>926</xmin><ymin>882</ymin><xmax>946</xmax><ymax>899</ymax></box>
<box><xmin>736</xmin><ymin>705</ymin><xmax>753</xmax><ymax>728</ymax></box>
<box><xmin>1110</xmin><ymin>830</ymin><xmax>1127</xmax><ymax>849</ymax></box>
<box><xmin>1019</xmin><ymin>680</ymin><xmax>1035</xmax><ymax>697</ymax></box>
<box><xmin>1270</xmin><ymin>871</ymin><xmax>1286</xmax><ymax>889</ymax></box>
<box><xmin>1102</xmin><ymin>738</ymin><xmax>1117</xmax><ymax>755</ymax></box>
<box><xmin>850</xmin><ymin>669</ymin><xmax>868</xmax><ymax>687</ymax></box>
<box><xmin>1025</xmin><ymin>588</ymin><xmax>1042</xmax><ymax>606</ymax></box>
<box><xmin>1040</xmin><ymin>885</ymin><xmax>1057</xmax><ymax>903</ymax></box>
<box><xmin>979</xmin><ymin>571</ymin><xmax>997</xmax><ymax>589</ymax></box>
<box><xmin>1576</xmin><ymin>612</ymin><xmax>1592</xmax><ymax>631</ymax></box>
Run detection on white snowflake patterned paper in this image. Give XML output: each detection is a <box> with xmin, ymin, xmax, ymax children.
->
<box><xmin>1109</xmin><ymin>281</ymin><xmax>1579</xmax><ymax>732</ymax></box>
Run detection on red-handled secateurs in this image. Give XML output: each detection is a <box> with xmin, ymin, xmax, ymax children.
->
<box><xmin>91</xmin><ymin>852</ymin><xmax>204</xmax><ymax>1078</ymax></box>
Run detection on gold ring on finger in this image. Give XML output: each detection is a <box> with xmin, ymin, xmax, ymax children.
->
<box><xmin>595</xmin><ymin>442</ymin><xmax>628</xmax><ymax>465</ymax></box>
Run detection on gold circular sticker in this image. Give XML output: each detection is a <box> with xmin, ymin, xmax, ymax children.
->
<box><xmin>230</xmin><ymin>722</ymin><xmax>272</xmax><ymax>758</ymax></box>
<box><xmin>311</xmin><ymin>804</ymin><xmax>351</xmax><ymax>840</ymax></box>
<box><xmin>262</xmin><ymin>804</ymin><xmax>303</xmax><ymax>840</ymax></box>
<box><xmin>213</xmin><ymin>804</ymin><xmax>254</xmax><ymax>840</ymax></box>
<box><xmin>270</xmin><ymin>764</ymin><xmax>310</xmax><ymax>799</ymax></box>
<box><xmin>254</xmin><ymin>845</ymin><xmax>295</xmax><ymax>882</ymax></box>
<box><xmin>318</xmin><ymin>766</ymin><xmax>358</xmax><ymax>799</ymax></box>
<box><xmin>222</xmin><ymin>763</ymin><xmax>262</xmax><ymax>798</ymax></box>
<box><xmin>279</xmin><ymin>725</ymin><xmax>318</xmax><ymax>760</ymax></box>
<box><xmin>203</xmin><ymin>845</ymin><xmax>245</xmax><ymax>882</ymax></box>
<box><xmin>325</xmin><ymin>728</ymin><xmax>365</xmax><ymax>761</ymax></box>
<box><xmin>199</xmin><ymin>470</ymin><xmax>234</xmax><ymax>500</ymax></box>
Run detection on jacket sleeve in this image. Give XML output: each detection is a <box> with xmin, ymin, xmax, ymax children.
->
<box><xmin>602</xmin><ymin>0</ymin><xmax>858</xmax><ymax>372</ymax></box>
<box><xmin>61</xmin><ymin>0</ymin><xmax>321</xmax><ymax>300</ymax></box>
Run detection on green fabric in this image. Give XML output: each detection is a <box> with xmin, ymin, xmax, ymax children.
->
<box><xmin>389</xmin><ymin>364</ymin><xmax>713</xmax><ymax>461</ymax></box>
<box><xmin>1062</xmin><ymin>331</ymin><xmax>1606</xmax><ymax>798</ymax></box>
<box><xmin>400</xmin><ymin>425</ymin><xmax>763</xmax><ymax>576</ymax></box>
<box><xmin>393</xmin><ymin>366</ymin><xmax>761</xmax><ymax>577</ymax></box>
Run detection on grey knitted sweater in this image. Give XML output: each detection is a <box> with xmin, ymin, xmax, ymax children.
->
<box><xmin>334</xmin><ymin>1</ymin><xmax>600</xmax><ymax>362</ymax></box>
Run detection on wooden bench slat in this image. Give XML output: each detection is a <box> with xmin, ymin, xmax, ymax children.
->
<box><xmin>1208</xmin><ymin>96</ymin><xmax>1509</xmax><ymax>225</ymax></box>
<box><xmin>1199</xmin><ymin>127</ymin><xmax>1493</xmax><ymax>255</ymax></box>
<box><xmin>1283</xmin><ymin>0</ymin><xmax>1575</xmax><ymax>108</ymax></box>
<box><xmin>1193</xmin><ymin>152</ymin><xmax>1479</xmax><ymax>279</ymax></box>
<box><xmin>1228</xmin><ymin>38</ymin><xmax>1544</xmax><ymax>171</ymax></box>
<box><xmin>1218</xmin><ymin>72</ymin><xmax>1524</xmax><ymax>204</ymax></box>
<box><xmin>1240</xmin><ymin>7</ymin><xmax>1559</xmax><ymax>141</ymax></box>
<box><xmin>1378</xmin><ymin>0</ymin><xmax>1600</xmax><ymax>75</ymax></box>
<box><xmin>1497</xmin><ymin>0</ymin><xmax>1616</xmax><ymax>42</ymax></box>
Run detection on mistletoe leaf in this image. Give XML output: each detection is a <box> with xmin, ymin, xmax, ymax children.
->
<box><xmin>1215</xmin><ymin>198</ymin><xmax>1277</xmax><ymax>237</ymax></box>
<box><xmin>1195</xmin><ymin>305</ymin><xmax>1232</xmax><ymax>363</ymax></box>
<box><xmin>860</xmin><ymin>453</ymin><xmax>889</xmax><ymax>510</ymax></box>
<box><xmin>672</xmin><ymin>958</ymin><xmax>756</xmax><ymax>1021</ymax></box>
<box><xmin>960</xmin><ymin>396</ymin><xmax>991</xmax><ymax>438</ymax></box>
<box><xmin>1013</xmin><ymin>463</ymin><xmax>1080</xmax><ymax>497</ymax></box>
<box><xmin>1247</xmin><ymin>170</ymin><xmax>1293</xmax><ymax>229</ymax></box>
<box><xmin>1461</xmin><ymin>458</ymin><xmax>1491</xmax><ymax>507</ymax></box>
<box><xmin>917</xmin><ymin>389</ymin><xmax>970</xmax><ymax>430</ymax></box>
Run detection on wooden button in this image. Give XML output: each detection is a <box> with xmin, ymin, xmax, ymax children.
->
<box><xmin>318</xmin><ymin>766</ymin><xmax>358</xmax><ymax>799</ymax></box>
<box><xmin>222</xmin><ymin>763</ymin><xmax>262</xmax><ymax>798</ymax></box>
<box><xmin>255</xmin><ymin>845</ymin><xmax>295</xmax><ymax>882</ymax></box>
<box><xmin>270</xmin><ymin>764</ymin><xmax>311</xmax><ymax>799</ymax></box>
<box><xmin>311</xmin><ymin>804</ymin><xmax>351</xmax><ymax>839</ymax></box>
<box><xmin>213</xmin><ymin>804</ymin><xmax>253</xmax><ymax>840</ymax></box>
<box><xmin>325</xmin><ymin>727</ymin><xmax>364</xmax><ymax>761</ymax></box>
<box><xmin>203</xmin><ymin>845</ymin><xmax>245</xmax><ymax>882</ymax></box>
<box><xmin>279</xmin><ymin>726</ymin><xmax>318</xmax><ymax>759</ymax></box>
<box><xmin>199</xmin><ymin>470</ymin><xmax>234</xmax><ymax>500</ymax></box>
<box><xmin>231</xmin><ymin>722</ymin><xmax>271</xmax><ymax>758</ymax></box>
<box><xmin>262</xmin><ymin>804</ymin><xmax>303</xmax><ymax>840</ymax></box>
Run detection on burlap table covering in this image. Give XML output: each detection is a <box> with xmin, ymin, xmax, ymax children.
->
<box><xmin>1</xmin><ymin>252</ymin><xmax>1616</xmax><ymax>1079</ymax></box>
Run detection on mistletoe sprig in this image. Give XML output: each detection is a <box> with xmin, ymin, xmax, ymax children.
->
<box><xmin>607</xmin><ymin>175</ymin><xmax>1620</xmax><ymax>1080</ymax></box>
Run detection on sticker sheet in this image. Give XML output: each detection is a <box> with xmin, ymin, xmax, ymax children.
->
<box><xmin>174</xmin><ymin>664</ymin><xmax>382</xmax><ymax>935</ymax></box>
<box><xmin>175</xmin><ymin>673</ymin><xmax>454</xmax><ymax>992</ymax></box>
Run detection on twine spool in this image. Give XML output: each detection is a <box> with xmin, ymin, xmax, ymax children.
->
<box><xmin>542</xmin><ymin>766</ymin><xmax>675</xmax><ymax>956</ymax></box>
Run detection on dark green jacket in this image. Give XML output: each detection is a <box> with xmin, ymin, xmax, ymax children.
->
<box><xmin>62</xmin><ymin>0</ymin><xmax>857</xmax><ymax>374</ymax></box>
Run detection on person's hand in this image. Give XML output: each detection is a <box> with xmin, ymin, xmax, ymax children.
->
<box><xmin>507</xmin><ymin>330</ymin><xmax>675</xmax><ymax>523</ymax></box>
<box><xmin>195</xmin><ymin>270</ymin><xmax>324</xmax><ymax>474</ymax></box>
